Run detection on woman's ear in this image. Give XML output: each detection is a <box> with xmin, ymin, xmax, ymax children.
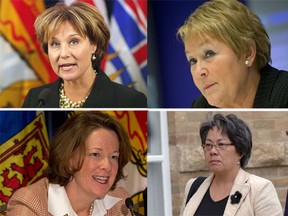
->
<box><xmin>92</xmin><ymin>43</ymin><xmax>97</xmax><ymax>54</ymax></box>
<box><xmin>244</xmin><ymin>42</ymin><xmax>256</xmax><ymax>67</ymax></box>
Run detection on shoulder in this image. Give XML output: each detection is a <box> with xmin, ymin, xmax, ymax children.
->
<box><xmin>246</xmin><ymin>173</ymin><xmax>273</xmax><ymax>189</ymax></box>
<box><xmin>108</xmin><ymin>187</ymin><xmax>129</xmax><ymax>199</ymax></box>
<box><xmin>11</xmin><ymin>178</ymin><xmax>48</xmax><ymax>198</ymax></box>
<box><xmin>95</xmin><ymin>70</ymin><xmax>147</xmax><ymax>108</ymax></box>
<box><xmin>7</xmin><ymin>178</ymin><xmax>48</xmax><ymax>215</ymax></box>
<box><xmin>192</xmin><ymin>96</ymin><xmax>215</xmax><ymax>108</ymax></box>
<box><xmin>106</xmin><ymin>187</ymin><xmax>130</xmax><ymax>216</ymax></box>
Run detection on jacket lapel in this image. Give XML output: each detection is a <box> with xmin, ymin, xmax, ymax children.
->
<box><xmin>224</xmin><ymin>169</ymin><xmax>250</xmax><ymax>216</ymax></box>
<box><xmin>184</xmin><ymin>175</ymin><xmax>214</xmax><ymax>215</ymax></box>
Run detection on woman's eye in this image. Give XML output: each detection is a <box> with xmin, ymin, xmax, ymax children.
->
<box><xmin>205</xmin><ymin>50</ymin><xmax>215</xmax><ymax>58</ymax></box>
<box><xmin>90</xmin><ymin>152</ymin><xmax>100</xmax><ymax>157</ymax></box>
<box><xmin>188</xmin><ymin>58</ymin><xmax>197</xmax><ymax>66</ymax></box>
<box><xmin>70</xmin><ymin>39</ymin><xmax>78</xmax><ymax>45</ymax></box>
<box><xmin>111</xmin><ymin>155</ymin><xmax>119</xmax><ymax>160</ymax></box>
<box><xmin>50</xmin><ymin>42</ymin><xmax>60</xmax><ymax>47</ymax></box>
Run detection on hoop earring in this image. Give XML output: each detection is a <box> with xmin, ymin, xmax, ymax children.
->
<box><xmin>92</xmin><ymin>53</ymin><xmax>96</xmax><ymax>61</ymax></box>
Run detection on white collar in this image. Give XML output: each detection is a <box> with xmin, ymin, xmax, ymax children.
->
<box><xmin>48</xmin><ymin>183</ymin><xmax>121</xmax><ymax>216</ymax></box>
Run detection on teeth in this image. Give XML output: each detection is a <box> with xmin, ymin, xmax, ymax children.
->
<box><xmin>93</xmin><ymin>176</ymin><xmax>108</xmax><ymax>183</ymax></box>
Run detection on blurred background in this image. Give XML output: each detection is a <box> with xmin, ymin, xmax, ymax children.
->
<box><xmin>148</xmin><ymin>0</ymin><xmax>288</xmax><ymax>108</ymax></box>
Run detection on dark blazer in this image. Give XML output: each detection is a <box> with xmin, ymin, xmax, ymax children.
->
<box><xmin>22</xmin><ymin>69</ymin><xmax>147</xmax><ymax>108</ymax></box>
<box><xmin>192</xmin><ymin>64</ymin><xmax>288</xmax><ymax>108</ymax></box>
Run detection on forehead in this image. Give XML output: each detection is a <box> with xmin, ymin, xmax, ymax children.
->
<box><xmin>48</xmin><ymin>21</ymin><xmax>84</xmax><ymax>39</ymax></box>
<box><xmin>184</xmin><ymin>35</ymin><xmax>219</xmax><ymax>53</ymax></box>
<box><xmin>85</xmin><ymin>128</ymin><xmax>119</xmax><ymax>150</ymax></box>
<box><xmin>206</xmin><ymin>127</ymin><xmax>229</xmax><ymax>140</ymax></box>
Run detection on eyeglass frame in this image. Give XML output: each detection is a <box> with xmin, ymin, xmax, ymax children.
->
<box><xmin>202</xmin><ymin>142</ymin><xmax>234</xmax><ymax>151</ymax></box>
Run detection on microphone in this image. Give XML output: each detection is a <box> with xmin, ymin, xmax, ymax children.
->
<box><xmin>38</xmin><ymin>88</ymin><xmax>51</xmax><ymax>108</ymax></box>
<box><xmin>125</xmin><ymin>198</ymin><xmax>135</xmax><ymax>216</ymax></box>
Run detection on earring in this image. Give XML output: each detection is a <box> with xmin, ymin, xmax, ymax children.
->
<box><xmin>92</xmin><ymin>53</ymin><xmax>96</xmax><ymax>61</ymax></box>
<box><xmin>237</xmin><ymin>161</ymin><xmax>240</xmax><ymax>165</ymax></box>
<box><xmin>245</xmin><ymin>60</ymin><xmax>249</xmax><ymax>66</ymax></box>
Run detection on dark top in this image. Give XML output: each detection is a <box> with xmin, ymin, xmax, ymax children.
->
<box><xmin>195</xmin><ymin>188</ymin><xmax>228</xmax><ymax>216</ymax></box>
<box><xmin>22</xmin><ymin>69</ymin><xmax>147</xmax><ymax>108</ymax></box>
<box><xmin>192</xmin><ymin>64</ymin><xmax>288</xmax><ymax>108</ymax></box>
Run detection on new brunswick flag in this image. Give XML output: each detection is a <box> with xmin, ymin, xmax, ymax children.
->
<box><xmin>104</xmin><ymin>111</ymin><xmax>147</xmax><ymax>215</ymax></box>
<box><xmin>0</xmin><ymin>112</ymin><xmax>49</xmax><ymax>214</ymax></box>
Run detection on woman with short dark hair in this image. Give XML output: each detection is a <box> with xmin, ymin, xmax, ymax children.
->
<box><xmin>182</xmin><ymin>114</ymin><xmax>282</xmax><ymax>215</ymax></box>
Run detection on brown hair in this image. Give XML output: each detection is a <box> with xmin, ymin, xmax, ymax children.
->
<box><xmin>35</xmin><ymin>2</ymin><xmax>110</xmax><ymax>68</ymax></box>
<box><xmin>177</xmin><ymin>0</ymin><xmax>271</xmax><ymax>69</ymax></box>
<box><xmin>46</xmin><ymin>112</ymin><xmax>131</xmax><ymax>190</ymax></box>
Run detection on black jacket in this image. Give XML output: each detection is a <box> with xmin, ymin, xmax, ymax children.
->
<box><xmin>192</xmin><ymin>64</ymin><xmax>288</xmax><ymax>108</ymax></box>
<box><xmin>22</xmin><ymin>69</ymin><xmax>147</xmax><ymax>108</ymax></box>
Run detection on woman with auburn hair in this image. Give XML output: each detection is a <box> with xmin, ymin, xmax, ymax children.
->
<box><xmin>22</xmin><ymin>2</ymin><xmax>146</xmax><ymax>108</ymax></box>
<box><xmin>7</xmin><ymin>112</ymin><xmax>132</xmax><ymax>216</ymax></box>
<box><xmin>178</xmin><ymin>0</ymin><xmax>288</xmax><ymax>108</ymax></box>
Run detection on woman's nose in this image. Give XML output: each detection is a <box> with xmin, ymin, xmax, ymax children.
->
<box><xmin>194</xmin><ymin>61</ymin><xmax>208</xmax><ymax>78</ymax></box>
<box><xmin>60</xmin><ymin>45</ymin><xmax>70</xmax><ymax>58</ymax></box>
<box><xmin>100</xmin><ymin>157</ymin><xmax>112</xmax><ymax>172</ymax></box>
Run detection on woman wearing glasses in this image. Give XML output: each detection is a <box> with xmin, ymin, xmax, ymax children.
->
<box><xmin>181</xmin><ymin>114</ymin><xmax>282</xmax><ymax>216</ymax></box>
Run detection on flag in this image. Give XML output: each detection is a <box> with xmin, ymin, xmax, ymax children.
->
<box><xmin>0</xmin><ymin>0</ymin><xmax>55</xmax><ymax>108</ymax></box>
<box><xmin>104</xmin><ymin>111</ymin><xmax>147</xmax><ymax>215</ymax></box>
<box><xmin>0</xmin><ymin>112</ymin><xmax>49</xmax><ymax>212</ymax></box>
<box><xmin>0</xmin><ymin>0</ymin><xmax>147</xmax><ymax>108</ymax></box>
<box><xmin>104</xmin><ymin>0</ymin><xmax>147</xmax><ymax>95</ymax></box>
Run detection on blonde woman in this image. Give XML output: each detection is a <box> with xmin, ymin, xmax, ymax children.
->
<box><xmin>178</xmin><ymin>0</ymin><xmax>288</xmax><ymax>108</ymax></box>
<box><xmin>22</xmin><ymin>2</ymin><xmax>146</xmax><ymax>108</ymax></box>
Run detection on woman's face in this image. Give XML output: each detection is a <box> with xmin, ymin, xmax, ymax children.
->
<box><xmin>48</xmin><ymin>21</ymin><xmax>96</xmax><ymax>82</ymax></box>
<box><xmin>203</xmin><ymin>127</ymin><xmax>241</xmax><ymax>175</ymax></box>
<box><xmin>184</xmin><ymin>36</ymin><xmax>248</xmax><ymax>107</ymax></box>
<box><xmin>70</xmin><ymin>128</ymin><xmax>120</xmax><ymax>199</ymax></box>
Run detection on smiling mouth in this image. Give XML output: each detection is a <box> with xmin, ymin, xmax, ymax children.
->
<box><xmin>92</xmin><ymin>176</ymin><xmax>109</xmax><ymax>184</ymax></box>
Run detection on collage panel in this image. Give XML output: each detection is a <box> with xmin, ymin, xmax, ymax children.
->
<box><xmin>148</xmin><ymin>0</ymin><xmax>288</xmax><ymax>108</ymax></box>
<box><xmin>0</xmin><ymin>1</ymin><xmax>147</xmax><ymax>108</ymax></box>
<box><xmin>148</xmin><ymin>110</ymin><xmax>288</xmax><ymax>215</ymax></box>
<box><xmin>0</xmin><ymin>110</ymin><xmax>147</xmax><ymax>215</ymax></box>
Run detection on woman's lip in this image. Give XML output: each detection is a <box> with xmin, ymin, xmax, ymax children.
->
<box><xmin>209</xmin><ymin>160</ymin><xmax>221</xmax><ymax>163</ymax></box>
<box><xmin>203</xmin><ymin>82</ymin><xmax>216</xmax><ymax>90</ymax></box>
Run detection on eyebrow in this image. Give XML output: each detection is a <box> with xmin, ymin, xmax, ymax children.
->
<box><xmin>88</xmin><ymin>148</ymin><xmax>119</xmax><ymax>153</ymax></box>
<box><xmin>184</xmin><ymin>39</ymin><xmax>213</xmax><ymax>55</ymax></box>
<box><xmin>205</xmin><ymin>138</ymin><xmax>228</xmax><ymax>142</ymax></box>
<box><xmin>50</xmin><ymin>34</ymin><xmax>81</xmax><ymax>40</ymax></box>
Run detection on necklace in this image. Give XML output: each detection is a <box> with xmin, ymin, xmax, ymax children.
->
<box><xmin>59</xmin><ymin>72</ymin><xmax>97</xmax><ymax>108</ymax></box>
<box><xmin>89</xmin><ymin>202</ymin><xmax>94</xmax><ymax>216</ymax></box>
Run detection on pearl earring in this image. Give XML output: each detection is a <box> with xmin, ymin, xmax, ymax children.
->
<box><xmin>92</xmin><ymin>53</ymin><xmax>96</xmax><ymax>61</ymax></box>
<box><xmin>245</xmin><ymin>60</ymin><xmax>249</xmax><ymax>66</ymax></box>
<box><xmin>237</xmin><ymin>161</ymin><xmax>240</xmax><ymax>165</ymax></box>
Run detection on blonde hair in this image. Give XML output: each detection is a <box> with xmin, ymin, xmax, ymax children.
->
<box><xmin>177</xmin><ymin>0</ymin><xmax>271</xmax><ymax>69</ymax></box>
<box><xmin>35</xmin><ymin>2</ymin><xmax>110</xmax><ymax>68</ymax></box>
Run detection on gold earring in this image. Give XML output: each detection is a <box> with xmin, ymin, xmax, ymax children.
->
<box><xmin>245</xmin><ymin>60</ymin><xmax>249</xmax><ymax>66</ymax></box>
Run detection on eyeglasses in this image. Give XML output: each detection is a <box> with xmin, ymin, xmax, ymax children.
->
<box><xmin>202</xmin><ymin>143</ymin><xmax>233</xmax><ymax>151</ymax></box>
